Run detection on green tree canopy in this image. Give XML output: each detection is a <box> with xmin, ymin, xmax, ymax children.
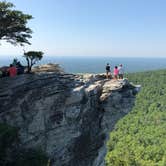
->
<box><xmin>105</xmin><ymin>70</ymin><xmax>166</xmax><ymax>166</ymax></box>
<box><xmin>24</xmin><ymin>51</ymin><xmax>44</xmax><ymax>73</ymax></box>
<box><xmin>0</xmin><ymin>1</ymin><xmax>32</xmax><ymax>45</ymax></box>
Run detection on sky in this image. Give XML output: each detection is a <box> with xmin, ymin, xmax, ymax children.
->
<box><xmin>0</xmin><ymin>0</ymin><xmax>166</xmax><ymax>57</ymax></box>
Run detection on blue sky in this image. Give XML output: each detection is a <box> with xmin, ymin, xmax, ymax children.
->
<box><xmin>0</xmin><ymin>0</ymin><xmax>166</xmax><ymax>57</ymax></box>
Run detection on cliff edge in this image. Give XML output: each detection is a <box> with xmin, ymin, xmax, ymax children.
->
<box><xmin>0</xmin><ymin>72</ymin><xmax>138</xmax><ymax>166</ymax></box>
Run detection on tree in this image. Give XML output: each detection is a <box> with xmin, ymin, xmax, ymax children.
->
<box><xmin>24</xmin><ymin>51</ymin><xmax>43</xmax><ymax>73</ymax></box>
<box><xmin>0</xmin><ymin>1</ymin><xmax>32</xmax><ymax>45</ymax></box>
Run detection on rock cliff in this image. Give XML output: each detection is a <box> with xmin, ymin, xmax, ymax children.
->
<box><xmin>0</xmin><ymin>72</ymin><xmax>138</xmax><ymax>166</ymax></box>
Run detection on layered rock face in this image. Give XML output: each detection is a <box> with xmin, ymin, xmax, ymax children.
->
<box><xmin>0</xmin><ymin>73</ymin><xmax>137</xmax><ymax>166</ymax></box>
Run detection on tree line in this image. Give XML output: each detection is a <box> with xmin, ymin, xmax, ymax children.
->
<box><xmin>106</xmin><ymin>70</ymin><xmax>166</xmax><ymax>166</ymax></box>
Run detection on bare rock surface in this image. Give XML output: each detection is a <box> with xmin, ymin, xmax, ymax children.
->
<box><xmin>0</xmin><ymin>72</ymin><xmax>138</xmax><ymax>166</ymax></box>
<box><xmin>32</xmin><ymin>63</ymin><xmax>63</xmax><ymax>73</ymax></box>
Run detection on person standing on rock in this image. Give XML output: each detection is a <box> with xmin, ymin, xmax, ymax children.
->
<box><xmin>118</xmin><ymin>64</ymin><xmax>124</xmax><ymax>79</ymax></box>
<box><xmin>105</xmin><ymin>63</ymin><xmax>111</xmax><ymax>79</ymax></box>
<box><xmin>113</xmin><ymin>66</ymin><xmax>119</xmax><ymax>80</ymax></box>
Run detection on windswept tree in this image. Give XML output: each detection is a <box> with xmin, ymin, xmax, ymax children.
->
<box><xmin>24</xmin><ymin>51</ymin><xmax>43</xmax><ymax>73</ymax></box>
<box><xmin>0</xmin><ymin>1</ymin><xmax>32</xmax><ymax>45</ymax></box>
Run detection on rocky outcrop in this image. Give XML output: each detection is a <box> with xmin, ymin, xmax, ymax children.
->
<box><xmin>32</xmin><ymin>63</ymin><xmax>63</xmax><ymax>73</ymax></box>
<box><xmin>0</xmin><ymin>72</ymin><xmax>137</xmax><ymax>166</ymax></box>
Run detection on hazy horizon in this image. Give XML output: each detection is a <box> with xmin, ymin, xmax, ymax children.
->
<box><xmin>1</xmin><ymin>55</ymin><xmax>166</xmax><ymax>59</ymax></box>
<box><xmin>1</xmin><ymin>56</ymin><xmax>166</xmax><ymax>74</ymax></box>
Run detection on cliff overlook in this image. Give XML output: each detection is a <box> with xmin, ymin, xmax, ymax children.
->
<box><xmin>0</xmin><ymin>70</ymin><xmax>138</xmax><ymax>166</ymax></box>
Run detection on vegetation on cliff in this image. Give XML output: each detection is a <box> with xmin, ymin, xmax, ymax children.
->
<box><xmin>0</xmin><ymin>123</ymin><xmax>48</xmax><ymax>166</ymax></box>
<box><xmin>23</xmin><ymin>51</ymin><xmax>44</xmax><ymax>73</ymax></box>
<box><xmin>106</xmin><ymin>69</ymin><xmax>166</xmax><ymax>166</ymax></box>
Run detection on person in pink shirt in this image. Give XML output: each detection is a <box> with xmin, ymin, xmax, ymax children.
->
<box><xmin>7</xmin><ymin>64</ymin><xmax>17</xmax><ymax>77</ymax></box>
<box><xmin>113</xmin><ymin>66</ymin><xmax>119</xmax><ymax>79</ymax></box>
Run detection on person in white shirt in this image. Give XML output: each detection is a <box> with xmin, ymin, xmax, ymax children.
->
<box><xmin>118</xmin><ymin>64</ymin><xmax>124</xmax><ymax>79</ymax></box>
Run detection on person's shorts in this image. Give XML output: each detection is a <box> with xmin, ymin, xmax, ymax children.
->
<box><xmin>119</xmin><ymin>74</ymin><xmax>123</xmax><ymax>77</ymax></box>
<box><xmin>106</xmin><ymin>70</ymin><xmax>110</xmax><ymax>74</ymax></box>
<box><xmin>114</xmin><ymin>74</ymin><xmax>118</xmax><ymax>78</ymax></box>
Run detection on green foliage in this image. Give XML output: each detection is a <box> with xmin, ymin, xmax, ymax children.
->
<box><xmin>0</xmin><ymin>123</ymin><xmax>48</xmax><ymax>166</ymax></box>
<box><xmin>0</xmin><ymin>123</ymin><xmax>18</xmax><ymax>165</ymax></box>
<box><xmin>0</xmin><ymin>1</ymin><xmax>32</xmax><ymax>45</ymax></box>
<box><xmin>106</xmin><ymin>70</ymin><xmax>166</xmax><ymax>166</ymax></box>
<box><xmin>14</xmin><ymin>148</ymin><xmax>48</xmax><ymax>166</ymax></box>
<box><xmin>24</xmin><ymin>51</ymin><xmax>44</xmax><ymax>73</ymax></box>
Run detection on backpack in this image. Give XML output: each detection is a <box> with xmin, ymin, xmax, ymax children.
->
<box><xmin>106</xmin><ymin>65</ymin><xmax>110</xmax><ymax>70</ymax></box>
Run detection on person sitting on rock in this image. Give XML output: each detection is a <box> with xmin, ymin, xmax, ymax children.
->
<box><xmin>16</xmin><ymin>61</ymin><xmax>24</xmax><ymax>75</ymax></box>
<box><xmin>113</xmin><ymin>66</ymin><xmax>119</xmax><ymax>80</ymax></box>
<box><xmin>105</xmin><ymin>63</ymin><xmax>111</xmax><ymax>79</ymax></box>
<box><xmin>0</xmin><ymin>66</ymin><xmax>9</xmax><ymax>77</ymax></box>
<box><xmin>118</xmin><ymin>64</ymin><xmax>124</xmax><ymax>79</ymax></box>
<box><xmin>7</xmin><ymin>64</ymin><xmax>17</xmax><ymax>77</ymax></box>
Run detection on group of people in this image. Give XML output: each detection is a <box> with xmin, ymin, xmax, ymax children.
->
<box><xmin>1</xmin><ymin>60</ymin><xmax>124</xmax><ymax>79</ymax></box>
<box><xmin>105</xmin><ymin>63</ymin><xmax>124</xmax><ymax>79</ymax></box>
<box><xmin>0</xmin><ymin>59</ymin><xmax>24</xmax><ymax>78</ymax></box>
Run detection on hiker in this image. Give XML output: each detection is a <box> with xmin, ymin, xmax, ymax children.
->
<box><xmin>16</xmin><ymin>61</ymin><xmax>24</xmax><ymax>74</ymax></box>
<box><xmin>7</xmin><ymin>64</ymin><xmax>17</xmax><ymax>77</ymax></box>
<box><xmin>0</xmin><ymin>66</ymin><xmax>9</xmax><ymax>77</ymax></box>
<box><xmin>105</xmin><ymin>63</ymin><xmax>111</xmax><ymax>79</ymax></box>
<box><xmin>118</xmin><ymin>64</ymin><xmax>124</xmax><ymax>79</ymax></box>
<box><xmin>12</xmin><ymin>58</ymin><xmax>18</xmax><ymax>66</ymax></box>
<box><xmin>113</xmin><ymin>66</ymin><xmax>119</xmax><ymax>79</ymax></box>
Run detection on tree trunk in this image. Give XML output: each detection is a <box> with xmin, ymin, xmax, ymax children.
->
<box><xmin>26</xmin><ymin>57</ymin><xmax>31</xmax><ymax>73</ymax></box>
<box><xmin>27</xmin><ymin>63</ymin><xmax>32</xmax><ymax>73</ymax></box>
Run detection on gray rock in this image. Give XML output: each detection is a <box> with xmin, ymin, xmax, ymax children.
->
<box><xmin>0</xmin><ymin>73</ymin><xmax>139</xmax><ymax>166</ymax></box>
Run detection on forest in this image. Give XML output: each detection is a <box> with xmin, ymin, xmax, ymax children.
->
<box><xmin>106</xmin><ymin>69</ymin><xmax>166</xmax><ymax>166</ymax></box>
